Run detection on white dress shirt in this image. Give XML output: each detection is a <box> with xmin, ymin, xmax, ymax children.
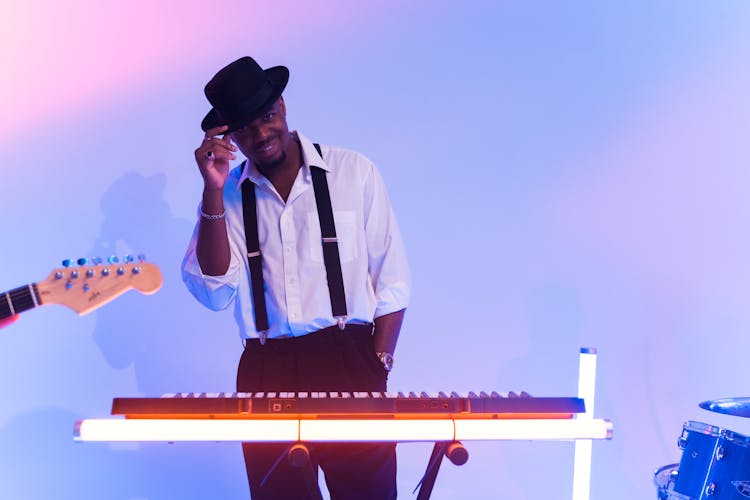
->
<box><xmin>182</xmin><ymin>131</ymin><xmax>411</xmax><ymax>339</ymax></box>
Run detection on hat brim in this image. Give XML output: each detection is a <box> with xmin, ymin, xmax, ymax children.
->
<box><xmin>200</xmin><ymin>65</ymin><xmax>289</xmax><ymax>134</ymax></box>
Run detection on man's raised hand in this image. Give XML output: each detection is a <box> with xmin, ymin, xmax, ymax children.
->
<box><xmin>194</xmin><ymin>125</ymin><xmax>237</xmax><ymax>190</ymax></box>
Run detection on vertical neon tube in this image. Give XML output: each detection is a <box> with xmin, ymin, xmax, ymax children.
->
<box><xmin>572</xmin><ymin>347</ymin><xmax>597</xmax><ymax>500</ymax></box>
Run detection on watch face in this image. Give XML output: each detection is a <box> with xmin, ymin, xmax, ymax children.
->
<box><xmin>379</xmin><ymin>352</ymin><xmax>394</xmax><ymax>371</ymax></box>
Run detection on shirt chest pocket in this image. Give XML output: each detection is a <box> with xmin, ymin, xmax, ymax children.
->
<box><xmin>306</xmin><ymin>210</ymin><xmax>358</xmax><ymax>263</ymax></box>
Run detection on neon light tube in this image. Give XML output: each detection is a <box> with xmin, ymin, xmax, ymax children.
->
<box><xmin>454</xmin><ymin>418</ymin><xmax>612</xmax><ymax>441</ymax></box>
<box><xmin>75</xmin><ymin>419</ymin><xmax>299</xmax><ymax>442</ymax></box>
<box><xmin>299</xmin><ymin>419</ymin><xmax>454</xmax><ymax>442</ymax></box>
<box><xmin>572</xmin><ymin>347</ymin><xmax>599</xmax><ymax>500</ymax></box>
<box><xmin>75</xmin><ymin>418</ymin><xmax>612</xmax><ymax>443</ymax></box>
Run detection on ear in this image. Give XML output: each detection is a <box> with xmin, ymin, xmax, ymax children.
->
<box><xmin>278</xmin><ymin>96</ymin><xmax>286</xmax><ymax>116</ymax></box>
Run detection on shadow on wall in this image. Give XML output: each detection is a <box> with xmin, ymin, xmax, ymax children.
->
<box><xmin>18</xmin><ymin>170</ymin><xmax>252</xmax><ymax>498</ymax></box>
<box><xmin>88</xmin><ymin>170</ymin><xmax>239</xmax><ymax>395</ymax></box>
<box><xmin>0</xmin><ymin>409</ymin><xmax>245</xmax><ymax>499</ymax></box>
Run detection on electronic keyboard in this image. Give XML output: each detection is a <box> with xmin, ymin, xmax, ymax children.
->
<box><xmin>110</xmin><ymin>391</ymin><xmax>585</xmax><ymax>419</ymax></box>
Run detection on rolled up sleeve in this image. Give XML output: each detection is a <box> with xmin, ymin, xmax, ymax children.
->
<box><xmin>364</xmin><ymin>165</ymin><xmax>411</xmax><ymax>318</ymax></box>
<box><xmin>181</xmin><ymin>221</ymin><xmax>241</xmax><ymax>311</ymax></box>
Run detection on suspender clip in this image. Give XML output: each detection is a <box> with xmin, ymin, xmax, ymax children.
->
<box><xmin>259</xmin><ymin>331</ymin><xmax>267</xmax><ymax>345</ymax></box>
<box><xmin>247</xmin><ymin>251</ymin><xmax>261</xmax><ymax>258</ymax></box>
<box><xmin>322</xmin><ymin>237</ymin><xmax>338</xmax><ymax>244</ymax></box>
<box><xmin>336</xmin><ymin>316</ymin><xmax>347</xmax><ymax>330</ymax></box>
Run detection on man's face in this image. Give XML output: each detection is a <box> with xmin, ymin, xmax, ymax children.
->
<box><xmin>231</xmin><ymin>98</ymin><xmax>290</xmax><ymax>170</ymax></box>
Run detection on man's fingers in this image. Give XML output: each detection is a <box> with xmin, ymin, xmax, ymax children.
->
<box><xmin>204</xmin><ymin>124</ymin><xmax>229</xmax><ymax>139</ymax></box>
<box><xmin>205</xmin><ymin>141</ymin><xmax>237</xmax><ymax>157</ymax></box>
<box><xmin>200</xmin><ymin>145</ymin><xmax>236</xmax><ymax>162</ymax></box>
<box><xmin>203</xmin><ymin>135</ymin><xmax>238</xmax><ymax>152</ymax></box>
<box><xmin>197</xmin><ymin>125</ymin><xmax>238</xmax><ymax>163</ymax></box>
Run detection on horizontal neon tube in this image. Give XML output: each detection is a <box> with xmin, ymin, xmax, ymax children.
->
<box><xmin>75</xmin><ymin>419</ymin><xmax>299</xmax><ymax>442</ymax></box>
<box><xmin>299</xmin><ymin>419</ymin><xmax>455</xmax><ymax>442</ymax></box>
<box><xmin>75</xmin><ymin>418</ymin><xmax>612</xmax><ymax>443</ymax></box>
<box><xmin>455</xmin><ymin>418</ymin><xmax>613</xmax><ymax>441</ymax></box>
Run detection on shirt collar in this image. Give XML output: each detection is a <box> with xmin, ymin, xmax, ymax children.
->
<box><xmin>236</xmin><ymin>131</ymin><xmax>331</xmax><ymax>190</ymax></box>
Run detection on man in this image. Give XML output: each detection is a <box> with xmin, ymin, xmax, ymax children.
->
<box><xmin>182</xmin><ymin>56</ymin><xmax>410</xmax><ymax>499</ymax></box>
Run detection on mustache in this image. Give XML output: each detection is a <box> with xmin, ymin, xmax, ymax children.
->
<box><xmin>255</xmin><ymin>150</ymin><xmax>287</xmax><ymax>170</ymax></box>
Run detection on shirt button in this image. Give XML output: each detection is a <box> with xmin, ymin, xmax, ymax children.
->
<box><xmin>285</xmin><ymin>246</ymin><xmax>291</xmax><ymax>254</ymax></box>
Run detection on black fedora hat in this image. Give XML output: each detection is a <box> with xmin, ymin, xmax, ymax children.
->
<box><xmin>201</xmin><ymin>56</ymin><xmax>289</xmax><ymax>133</ymax></box>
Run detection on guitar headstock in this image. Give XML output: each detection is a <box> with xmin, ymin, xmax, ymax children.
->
<box><xmin>36</xmin><ymin>260</ymin><xmax>163</xmax><ymax>315</ymax></box>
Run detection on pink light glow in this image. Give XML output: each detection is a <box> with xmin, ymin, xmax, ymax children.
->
<box><xmin>0</xmin><ymin>0</ymin><xmax>401</xmax><ymax>138</ymax></box>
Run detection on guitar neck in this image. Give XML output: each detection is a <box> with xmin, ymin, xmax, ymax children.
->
<box><xmin>0</xmin><ymin>283</ymin><xmax>41</xmax><ymax>320</ymax></box>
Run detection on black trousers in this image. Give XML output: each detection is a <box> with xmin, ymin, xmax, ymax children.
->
<box><xmin>236</xmin><ymin>324</ymin><xmax>397</xmax><ymax>500</ymax></box>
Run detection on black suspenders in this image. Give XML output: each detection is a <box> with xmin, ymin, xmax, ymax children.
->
<box><xmin>240</xmin><ymin>177</ymin><xmax>269</xmax><ymax>334</ymax></box>
<box><xmin>240</xmin><ymin>143</ymin><xmax>348</xmax><ymax>342</ymax></box>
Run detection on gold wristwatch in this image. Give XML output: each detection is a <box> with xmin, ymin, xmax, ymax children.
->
<box><xmin>376</xmin><ymin>351</ymin><xmax>394</xmax><ymax>372</ymax></box>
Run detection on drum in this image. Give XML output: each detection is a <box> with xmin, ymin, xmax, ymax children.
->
<box><xmin>654</xmin><ymin>463</ymin><xmax>679</xmax><ymax>499</ymax></box>
<box><xmin>670</xmin><ymin>421</ymin><xmax>750</xmax><ymax>499</ymax></box>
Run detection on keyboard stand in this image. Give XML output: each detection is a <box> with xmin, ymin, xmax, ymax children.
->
<box><xmin>415</xmin><ymin>347</ymin><xmax>601</xmax><ymax>499</ymax></box>
<box><xmin>260</xmin><ymin>442</ymin><xmax>323</xmax><ymax>500</ymax></box>
<box><xmin>415</xmin><ymin>441</ymin><xmax>469</xmax><ymax>499</ymax></box>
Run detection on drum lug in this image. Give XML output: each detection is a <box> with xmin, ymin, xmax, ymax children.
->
<box><xmin>705</xmin><ymin>482</ymin><xmax>716</xmax><ymax>496</ymax></box>
<box><xmin>715</xmin><ymin>445</ymin><xmax>725</xmax><ymax>460</ymax></box>
<box><xmin>678</xmin><ymin>436</ymin><xmax>687</xmax><ymax>449</ymax></box>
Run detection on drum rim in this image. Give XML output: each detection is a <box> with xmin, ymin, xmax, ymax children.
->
<box><xmin>653</xmin><ymin>462</ymin><xmax>679</xmax><ymax>487</ymax></box>
<box><xmin>683</xmin><ymin>420</ymin><xmax>750</xmax><ymax>446</ymax></box>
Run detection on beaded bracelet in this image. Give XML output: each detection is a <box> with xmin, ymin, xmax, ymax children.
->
<box><xmin>200</xmin><ymin>209</ymin><xmax>226</xmax><ymax>220</ymax></box>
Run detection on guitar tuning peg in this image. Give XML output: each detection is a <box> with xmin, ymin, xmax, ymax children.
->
<box><xmin>137</xmin><ymin>254</ymin><xmax>146</xmax><ymax>262</ymax></box>
<box><xmin>124</xmin><ymin>255</ymin><xmax>134</xmax><ymax>263</ymax></box>
<box><xmin>77</xmin><ymin>257</ymin><xmax>88</xmax><ymax>266</ymax></box>
<box><xmin>92</xmin><ymin>257</ymin><xmax>103</xmax><ymax>265</ymax></box>
<box><xmin>62</xmin><ymin>259</ymin><xmax>73</xmax><ymax>268</ymax></box>
<box><xmin>108</xmin><ymin>255</ymin><xmax>120</xmax><ymax>264</ymax></box>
